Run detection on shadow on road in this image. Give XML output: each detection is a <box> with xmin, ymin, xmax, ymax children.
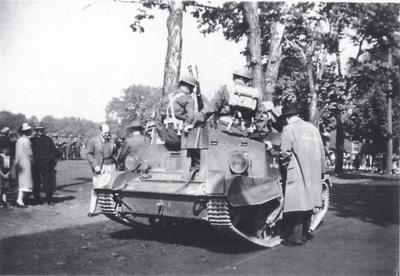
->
<box><xmin>0</xmin><ymin>219</ymin><xmax>260</xmax><ymax>275</ymax></box>
<box><xmin>24</xmin><ymin>195</ymin><xmax>76</xmax><ymax>205</ymax></box>
<box><xmin>330</xmin><ymin>184</ymin><xmax>399</xmax><ymax>227</ymax></box>
<box><xmin>57</xmin><ymin>177</ymin><xmax>92</xmax><ymax>190</ymax></box>
<box><xmin>109</xmin><ymin>220</ymin><xmax>262</xmax><ymax>254</ymax></box>
<box><xmin>335</xmin><ymin>171</ymin><xmax>400</xmax><ymax>181</ymax></box>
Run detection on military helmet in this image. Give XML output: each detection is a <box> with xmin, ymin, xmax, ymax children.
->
<box><xmin>179</xmin><ymin>75</ymin><xmax>198</xmax><ymax>88</ymax></box>
<box><xmin>127</xmin><ymin>120</ymin><xmax>144</xmax><ymax>130</ymax></box>
<box><xmin>233</xmin><ymin>68</ymin><xmax>252</xmax><ymax>80</ymax></box>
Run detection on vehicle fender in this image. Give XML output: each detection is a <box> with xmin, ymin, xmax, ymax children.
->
<box><xmin>226</xmin><ymin>175</ymin><xmax>282</xmax><ymax>207</ymax></box>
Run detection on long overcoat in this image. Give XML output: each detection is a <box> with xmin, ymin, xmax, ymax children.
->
<box><xmin>15</xmin><ymin>135</ymin><xmax>33</xmax><ymax>192</ymax></box>
<box><xmin>280</xmin><ymin>117</ymin><xmax>325</xmax><ymax>212</ymax></box>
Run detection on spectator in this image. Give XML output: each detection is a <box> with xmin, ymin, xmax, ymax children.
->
<box><xmin>86</xmin><ymin>124</ymin><xmax>117</xmax><ymax>217</ymax></box>
<box><xmin>15</xmin><ymin>123</ymin><xmax>33</xmax><ymax>208</ymax></box>
<box><xmin>31</xmin><ymin>124</ymin><xmax>58</xmax><ymax>205</ymax></box>
<box><xmin>279</xmin><ymin>103</ymin><xmax>325</xmax><ymax>246</ymax></box>
<box><xmin>0</xmin><ymin>127</ymin><xmax>12</xmax><ymax>207</ymax></box>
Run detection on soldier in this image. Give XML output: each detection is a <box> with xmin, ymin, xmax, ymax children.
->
<box><xmin>189</xmin><ymin>68</ymin><xmax>275</xmax><ymax>238</ymax></box>
<box><xmin>31</xmin><ymin>124</ymin><xmax>58</xmax><ymax>205</ymax></box>
<box><xmin>86</xmin><ymin>124</ymin><xmax>117</xmax><ymax>216</ymax></box>
<box><xmin>155</xmin><ymin>75</ymin><xmax>198</xmax><ymax>149</ymax></box>
<box><xmin>279</xmin><ymin>103</ymin><xmax>325</xmax><ymax>246</ymax></box>
<box><xmin>117</xmin><ymin>121</ymin><xmax>150</xmax><ymax>171</ymax></box>
<box><xmin>192</xmin><ymin>68</ymin><xmax>267</xmax><ymax>139</ymax></box>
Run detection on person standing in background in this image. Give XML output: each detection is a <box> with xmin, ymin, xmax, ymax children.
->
<box><xmin>31</xmin><ymin>124</ymin><xmax>58</xmax><ymax>206</ymax></box>
<box><xmin>86</xmin><ymin>124</ymin><xmax>116</xmax><ymax>217</ymax></box>
<box><xmin>15</xmin><ymin>123</ymin><xmax>34</xmax><ymax>208</ymax></box>
<box><xmin>279</xmin><ymin>103</ymin><xmax>325</xmax><ymax>246</ymax></box>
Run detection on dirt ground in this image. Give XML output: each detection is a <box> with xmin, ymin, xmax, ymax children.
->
<box><xmin>0</xmin><ymin>160</ymin><xmax>398</xmax><ymax>275</ymax></box>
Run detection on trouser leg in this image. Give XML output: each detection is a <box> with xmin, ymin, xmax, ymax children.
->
<box><xmin>88</xmin><ymin>189</ymin><xmax>98</xmax><ymax>213</ymax></box>
<box><xmin>302</xmin><ymin>210</ymin><xmax>312</xmax><ymax>235</ymax></box>
<box><xmin>89</xmin><ymin>175</ymin><xmax>98</xmax><ymax>213</ymax></box>
<box><xmin>32</xmin><ymin>166</ymin><xmax>42</xmax><ymax>200</ymax></box>
<box><xmin>156</xmin><ymin>124</ymin><xmax>181</xmax><ymax>149</ymax></box>
<box><xmin>43</xmin><ymin>169</ymin><xmax>56</xmax><ymax>202</ymax></box>
<box><xmin>282</xmin><ymin>211</ymin><xmax>304</xmax><ymax>244</ymax></box>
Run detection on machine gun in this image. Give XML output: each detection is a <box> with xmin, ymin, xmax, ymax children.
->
<box><xmin>188</xmin><ymin>65</ymin><xmax>204</xmax><ymax>111</ymax></box>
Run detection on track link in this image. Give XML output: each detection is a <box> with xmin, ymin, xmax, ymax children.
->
<box><xmin>207</xmin><ymin>199</ymin><xmax>282</xmax><ymax>248</ymax></box>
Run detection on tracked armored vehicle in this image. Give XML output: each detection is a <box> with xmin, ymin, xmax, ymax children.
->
<box><xmin>93</xmin><ymin>123</ymin><xmax>330</xmax><ymax>248</ymax></box>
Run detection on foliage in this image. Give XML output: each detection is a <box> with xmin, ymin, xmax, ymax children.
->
<box><xmin>105</xmin><ymin>84</ymin><xmax>162</xmax><ymax>135</ymax></box>
<box><xmin>0</xmin><ymin>111</ymin><xmax>31</xmax><ymax>132</ymax></box>
<box><xmin>344</xmin><ymin>3</ymin><xmax>400</xmax><ymax>154</ymax></box>
<box><xmin>0</xmin><ymin>111</ymin><xmax>98</xmax><ymax>143</ymax></box>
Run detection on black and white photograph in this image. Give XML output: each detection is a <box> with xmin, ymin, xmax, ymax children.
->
<box><xmin>0</xmin><ymin>0</ymin><xmax>399</xmax><ymax>275</ymax></box>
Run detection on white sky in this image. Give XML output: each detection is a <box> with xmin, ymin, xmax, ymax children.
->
<box><xmin>0</xmin><ymin>0</ymin><xmax>246</xmax><ymax>122</ymax></box>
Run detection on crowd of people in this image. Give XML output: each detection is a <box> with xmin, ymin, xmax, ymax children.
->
<box><xmin>0</xmin><ymin>124</ymin><xmax>65</xmax><ymax>208</ymax></box>
<box><xmin>50</xmin><ymin>134</ymin><xmax>85</xmax><ymax>160</ymax></box>
<box><xmin>325</xmin><ymin>151</ymin><xmax>400</xmax><ymax>175</ymax></box>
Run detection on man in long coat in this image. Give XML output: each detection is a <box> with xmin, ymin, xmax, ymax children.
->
<box><xmin>31</xmin><ymin>124</ymin><xmax>58</xmax><ymax>205</ymax></box>
<box><xmin>279</xmin><ymin>103</ymin><xmax>325</xmax><ymax>245</ymax></box>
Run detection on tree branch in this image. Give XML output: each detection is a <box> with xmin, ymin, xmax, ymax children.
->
<box><xmin>356</xmin><ymin>34</ymin><xmax>366</xmax><ymax>61</ymax></box>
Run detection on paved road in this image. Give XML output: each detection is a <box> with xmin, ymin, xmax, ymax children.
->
<box><xmin>0</xmin><ymin>161</ymin><xmax>398</xmax><ymax>275</ymax></box>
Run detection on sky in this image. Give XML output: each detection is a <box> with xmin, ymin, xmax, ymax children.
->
<box><xmin>0</xmin><ymin>0</ymin><xmax>246</xmax><ymax>122</ymax></box>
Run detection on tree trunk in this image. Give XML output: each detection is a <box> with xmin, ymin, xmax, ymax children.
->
<box><xmin>243</xmin><ymin>2</ymin><xmax>263</xmax><ymax>100</ymax></box>
<box><xmin>264</xmin><ymin>3</ymin><xmax>291</xmax><ymax>101</ymax></box>
<box><xmin>386</xmin><ymin>47</ymin><xmax>393</xmax><ymax>175</ymax></box>
<box><xmin>162</xmin><ymin>0</ymin><xmax>183</xmax><ymax>96</ymax></box>
<box><xmin>307</xmin><ymin>61</ymin><xmax>318</xmax><ymax>124</ymax></box>
<box><xmin>264</xmin><ymin>21</ymin><xmax>286</xmax><ymax>101</ymax></box>
<box><xmin>335</xmin><ymin>112</ymin><xmax>344</xmax><ymax>174</ymax></box>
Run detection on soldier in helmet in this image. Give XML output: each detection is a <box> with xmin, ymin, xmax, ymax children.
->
<box><xmin>192</xmin><ymin>68</ymin><xmax>267</xmax><ymax>139</ymax></box>
<box><xmin>155</xmin><ymin>74</ymin><xmax>198</xmax><ymax>149</ymax></box>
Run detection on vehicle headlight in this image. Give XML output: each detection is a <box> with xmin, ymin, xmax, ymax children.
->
<box><xmin>229</xmin><ymin>152</ymin><xmax>249</xmax><ymax>175</ymax></box>
<box><xmin>94</xmin><ymin>173</ymin><xmax>112</xmax><ymax>189</ymax></box>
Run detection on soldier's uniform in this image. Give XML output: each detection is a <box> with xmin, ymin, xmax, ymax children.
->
<box><xmin>194</xmin><ymin>69</ymin><xmax>268</xmax><ymax>140</ymax></box>
<box><xmin>156</xmin><ymin>75</ymin><xmax>198</xmax><ymax>149</ymax></box>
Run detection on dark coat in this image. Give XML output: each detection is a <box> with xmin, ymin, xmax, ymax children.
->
<box><xmin>31</xmin><ymin>135</ymin><xmax>57</xmax><ymax>169</ymax></box>
<box><xmin>280</xmin><ymin>117</ymin><xmax>325</xmax><ymax>212</ymax></box>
